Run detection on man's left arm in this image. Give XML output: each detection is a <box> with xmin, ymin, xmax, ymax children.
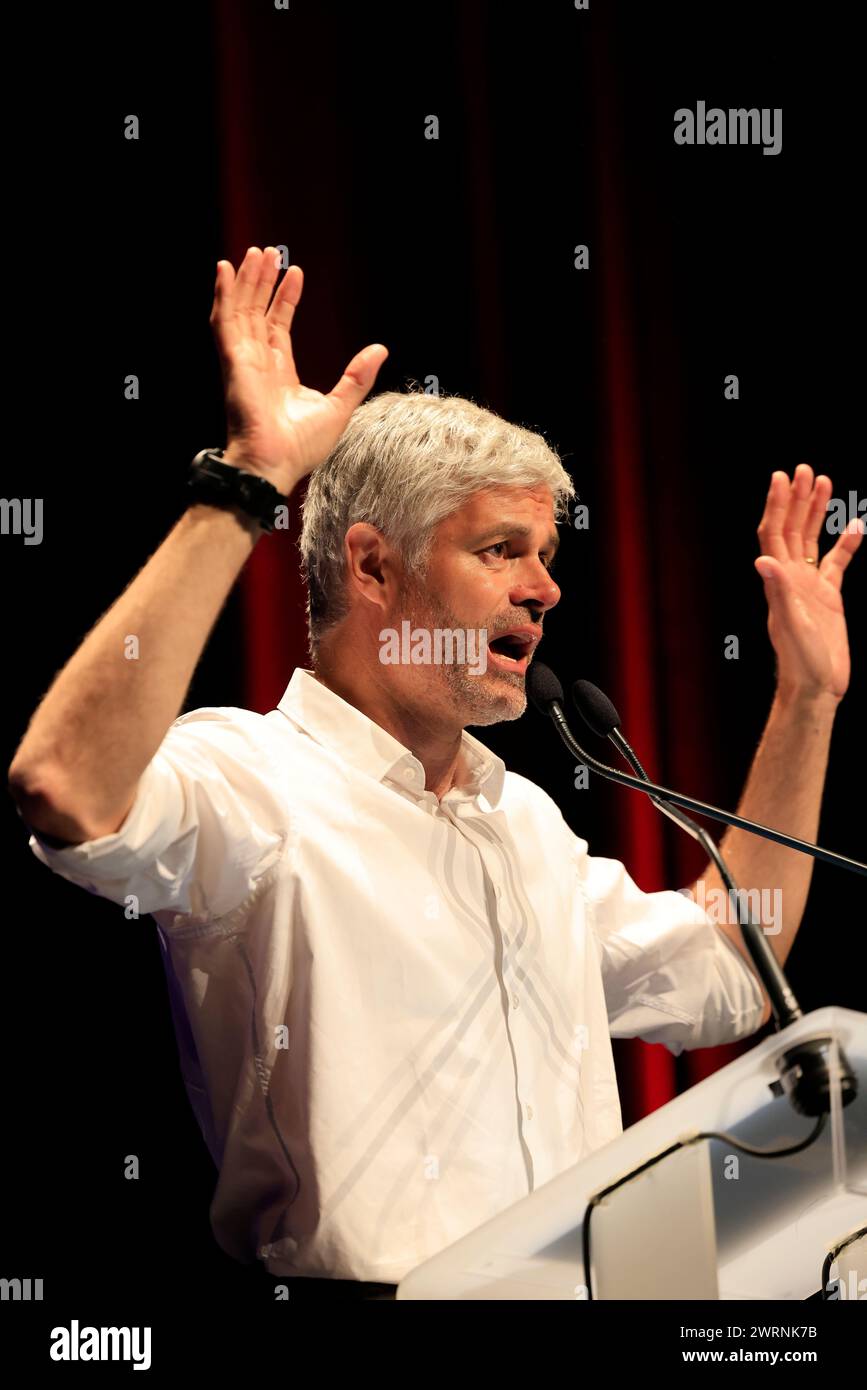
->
<box><xmin>686</xmin><ymin>464</ymin><xmax>863</xmax><ymax>1027</ymax></box>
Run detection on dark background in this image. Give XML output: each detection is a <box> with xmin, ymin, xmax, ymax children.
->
<box><xmin>2</xmin><ymin>0</ymin><xmax>863</xmax><ymax>1334</ymax></box>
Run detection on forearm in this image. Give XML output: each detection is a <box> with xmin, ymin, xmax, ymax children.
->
<box><xmin>8</xmin><ymin>499</ymin><xmax>265</xmax><ymax>840</ymax></box>
<box><xmin>694</xmin><ymin>686</ymin><xmax>838</xmax><ymax>978</ymax></box>
<box><xmin>10</xmin><ymin>242</ymin><xmax>386</xmax><ymax>840</ymax></box>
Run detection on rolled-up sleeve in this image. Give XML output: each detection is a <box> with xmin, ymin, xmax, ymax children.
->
<box><xmin>575</xmin><ymin>840</ymin><xmax>766</xmax><ymax>1055</ymax></box>
<box><xmin>24</xmin><ymin>708</ymin><xmax>288</xmax><ymax>923</ymax></box>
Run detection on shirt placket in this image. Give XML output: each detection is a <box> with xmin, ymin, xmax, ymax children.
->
<box><xmin>440</xmin><ymin>798</ymin><xmax>537</xmax><ymax>1194</ymax></box>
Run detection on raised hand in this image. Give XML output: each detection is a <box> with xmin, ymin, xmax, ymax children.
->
<box><xmin>755</xmin><ymin>463</ymin><xmax>864</xmax><ymax>702</ymax></box>
<box><xmin>210</xmin><ymin>246</ymin><xmax>388</xmax><ymax>494</ymax></box>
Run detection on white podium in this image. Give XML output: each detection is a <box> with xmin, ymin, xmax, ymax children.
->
<box><xmin>396</xmin><ymin>1006</ymin><xmax>867</xmax><ymax>1300</ymax></box>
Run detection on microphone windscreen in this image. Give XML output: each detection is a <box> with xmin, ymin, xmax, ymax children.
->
<box><xmin>572</xmin><ymin>679</ymin><xmax>621</xmax><ymax>736</ymax></box>
<box><xmin>526</xmin><ymin>661</ymin><xmax>565</xmax><ymax>714</ymax></box>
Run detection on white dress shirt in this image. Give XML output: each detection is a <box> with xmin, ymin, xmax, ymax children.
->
<box><xmin>27</xmin><ymin>667</ymin><xmax>765</xmax><ymax>1284</ymax></box>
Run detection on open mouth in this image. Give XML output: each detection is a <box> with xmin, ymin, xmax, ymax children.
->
<box><xmin>486</xmin><ymin>633</ymin><xmax>533</xmax><ymax>673</ymax></box>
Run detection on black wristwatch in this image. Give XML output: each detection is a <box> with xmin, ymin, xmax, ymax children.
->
<box><xmin>187</xmin><ymin>448</ymin><xmax>286</xmax><ymax>533</ymax></box>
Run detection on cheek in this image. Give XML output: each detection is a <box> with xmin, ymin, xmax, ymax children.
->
<box><xmin>451</xmin><ymin>565</ymin><xmax>505</xmax><ymax>618</ymax></box>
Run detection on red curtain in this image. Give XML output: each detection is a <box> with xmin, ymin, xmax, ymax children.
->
<box><xmin>590</xmin><ymin>15</ymin><xmax>753</xmax><ymax>1119</ymax></box>
<box><xmin>212</xmin><ymin>0</ymin><xmax>752</xmax><ymax>1132</ymax></box>
<box><xmin>213</xmin><ymin>0</ymin><xmax>351</xmax><ymax>708</ymax></box>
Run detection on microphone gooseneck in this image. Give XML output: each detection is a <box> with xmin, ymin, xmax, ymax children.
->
<box><xmin>527</xmin><ymin>660</ymin><xmax>858</xmax><ymax>1118</ymax></box>
<box><xmin>527</xmin><ymin>663</ymin><xmax>867</xmax><ymax>878</ymax></box>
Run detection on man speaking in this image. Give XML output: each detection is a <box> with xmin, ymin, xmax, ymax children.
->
<box><xmin>8</xmin><ymin>247</ymin><xmax>862</xmax><ymax>1297</ymax></box>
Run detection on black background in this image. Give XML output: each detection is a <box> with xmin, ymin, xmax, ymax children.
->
<box><xmin>1</xmin><ymin>0</ymin><xmax>863</xmax><ymax>1355</ymax></box>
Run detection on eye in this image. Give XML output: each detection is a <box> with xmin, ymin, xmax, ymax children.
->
<box><xmin>481</xmin><ymin>542</ymin><xmax>556</xmax><ymax>571</ymax></box>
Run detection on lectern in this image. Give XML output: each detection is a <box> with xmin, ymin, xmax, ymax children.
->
<box><xmin>397</xmin><ymin>1006</ymin><xmax>867</xmax><ymax>1300</ymax></box>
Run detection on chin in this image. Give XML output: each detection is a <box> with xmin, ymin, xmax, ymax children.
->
<box><xmin>461</xmin><ymin>673</ymin><xmax>528</xmax><ymax>726</ymax></box>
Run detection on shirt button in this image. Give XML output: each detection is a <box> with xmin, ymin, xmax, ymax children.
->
<box><xmin>495</xmin><ymin>884</ymin><xmax>502</xmax><ymax>899</ymax></box>
<box><xmin>404</xmin><ymin>767</ymin><xmax>417</xmax><ymax>782</ymax></box>
<box><xmin>526</xmin><ymin>1104</ymin><xmax>533</xmax><ymax>1121</ymax></box>
<box><xmin>511</xmin><ymin>991</ymin><xmax>519</xmax><ymax>1009</ymax></box>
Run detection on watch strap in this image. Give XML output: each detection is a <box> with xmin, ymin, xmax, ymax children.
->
<box><xmin>187</xmin><ymin>448</ymin><xmax>286</xmax><ymax>532</ymax></box>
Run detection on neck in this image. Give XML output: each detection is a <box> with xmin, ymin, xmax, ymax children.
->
<box><xmin>310</xmin><ymin>655</ymin><xmax>465</xmax><ymax>801</ymax></box>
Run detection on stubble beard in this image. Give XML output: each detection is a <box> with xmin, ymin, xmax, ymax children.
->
<box><xmin>398</xmin><ymin>575</ymin><xmax>528</xmax><ymax>728</ymax></box>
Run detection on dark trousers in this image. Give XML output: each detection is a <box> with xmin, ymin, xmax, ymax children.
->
<box><xmin>256</xmin><ymin>1265</ymin><xmax>397</xmax><ymax>1300</ymax></box>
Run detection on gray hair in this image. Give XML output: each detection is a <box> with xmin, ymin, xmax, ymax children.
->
<box><xmin>297</xmin><ymin>387</ymin><xmax>575</xmax><ymax>661</ymax></box>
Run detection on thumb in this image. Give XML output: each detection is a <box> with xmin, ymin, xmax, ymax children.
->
<box><xmin>755</xmin><ymin>556</ymin><xmax>781</xmax><ymax>583</ymax></box>
<box><xmin>329</xmin><ymin>344</ymin><xmax>389</xmax><ymax>415</ymax></box>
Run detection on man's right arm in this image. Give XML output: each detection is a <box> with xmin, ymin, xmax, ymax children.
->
<box><xmin>8</xmin><ymin>496</ymin><xmax>266</xmax><ymax>845</ymax></box>
<box><xmin>8</xmin><ymin>245</ymin><xmax>388</xmax><ymax>846</ymax></box>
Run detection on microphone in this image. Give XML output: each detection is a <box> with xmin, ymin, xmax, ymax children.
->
<box><xmin>572</xmin><ymin>679</ymin><xmax>620</xmax><ymax>738</ymax></box>
<box><xmin>527</xmin><ymin>663</ymin><xmax>867</xmax><ymax>878</ymax></box>
<box><xmin>527</xmin><ymin>661</ymin><xmax>858</xmax><ymax>1116</ymax></box>
<box><xmin>571</xmin><ymin>677</ymin><xmax>799</xmax><ymax>1029</ymax></box>
<box><xmin>573</xmin><ymin>679</ymin><xmax>716</xmax><ymax>840</ymax></box>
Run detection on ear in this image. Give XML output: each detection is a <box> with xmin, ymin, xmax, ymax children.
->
<box><xmin>344</xmin><ymin>522</ymin><xmax>395</xmax><ymax>615</ymax></box>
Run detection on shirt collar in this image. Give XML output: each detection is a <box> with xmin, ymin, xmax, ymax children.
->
<box><xmin>275</xmin><ymin>668</ymin><xmax>506</xmax><ymax>809</ymax></box>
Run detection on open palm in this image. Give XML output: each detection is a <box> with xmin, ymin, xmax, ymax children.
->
<box><xmin>755</xmin><ymin>464</ymin><xmax>863</xmax><ymax>700</ymax></box>
<box><xmin>210</xmin><ymin>247</ymin><xmax>388</xmax><ymax>493</ymax></box>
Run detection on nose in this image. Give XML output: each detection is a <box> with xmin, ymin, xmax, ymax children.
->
<box><xmin>511</xmin><ymin>563</ymin><xmax>560</xmax><ymax>617</ymax></box>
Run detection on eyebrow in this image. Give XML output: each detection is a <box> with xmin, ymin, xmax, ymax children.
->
<box><xmin>470</xmin><ymin>523</ymin><xmax>561</xmax><ymax>558</ymax></box>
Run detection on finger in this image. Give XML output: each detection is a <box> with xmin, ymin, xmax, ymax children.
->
<box><xmin>803</xmin><ymin>473</ymin><xmax>833</xmax><ymax>555</ymax></box>
<box><xmin>327</xmin><ymin>344</ymin><xmax>389</xmax><ymax>418</ymax></box>
<box><xmin>756</xmin><ymin>471</ymin><xmax>791</xmax><ymax>561</ymax></box>
<box><xmin>236</xmin><ymin>246</ymin><xmax>280</xmax><ymax>350</ymax></box>
<box><xmin>233</xmin><ymin>246</ymin><xmax>265</xmax><ymax>317</ymax></box>
<box><xmin>249</xmin><ymin>245</ymin><xmax>281</xmax><ymax>319</ymax></box>
<box><xmin>819</xmin><ymin>516</ymin><xmax>865</xmax><ymax>592</ymax></box>
<box><xmin>210</xmin><ymin>260</ymin><xmax>239</xmax><ymax>353</ymax></box>
<box><xmin>755</xmin><ymin>554</ymin><xmax>783</xmax><ymax>584</ymax></box>
<box><xmin>781</xmin><ymin>463</ymin><xmax>814</xmax><ymax>559</ymax></box>
<box><xmin>266</xmin><ymin>265</ymin><xmax>303</xmax><ymax>385</ymax></box>
<box><xmin>266</xmin><ymin>264</ymin><xmax>303</xmax><ymax>347</ymax></box>
<box><xmin>754</xmin><ymin>556</ymin><xmax>799</xmax><ymax>628</ymax></box>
